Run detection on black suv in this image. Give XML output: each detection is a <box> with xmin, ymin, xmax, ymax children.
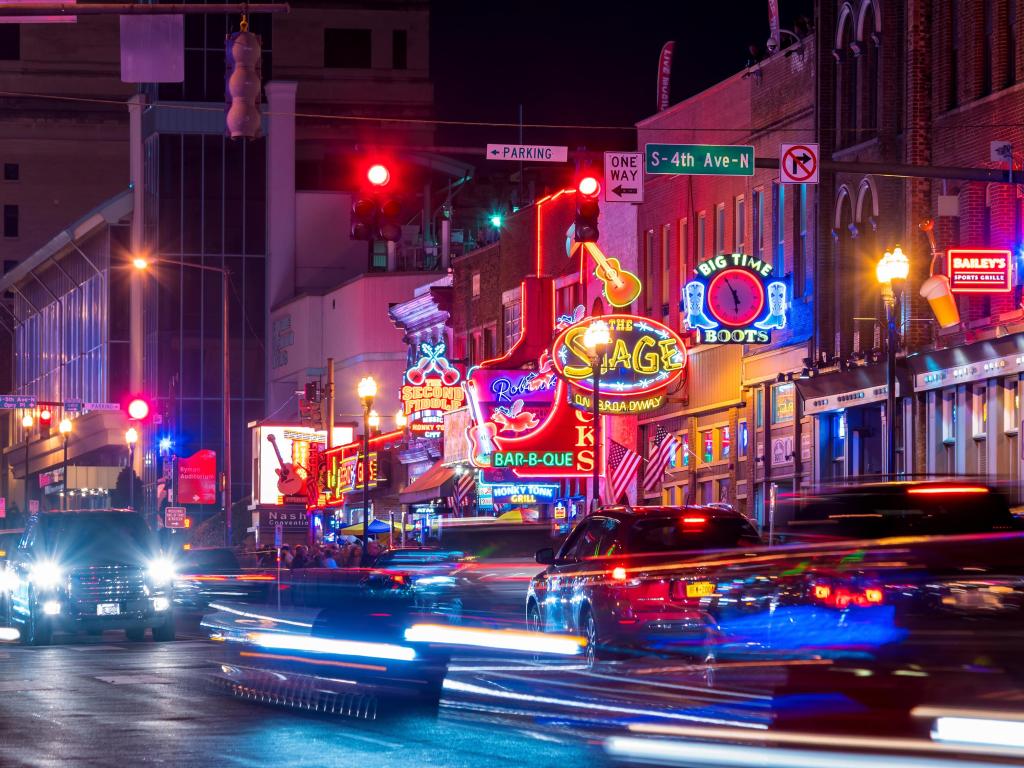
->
<box><xmin>3</xmin><ymin>509</ymin><xmax>176</xmax><ymax>645</ymax></box>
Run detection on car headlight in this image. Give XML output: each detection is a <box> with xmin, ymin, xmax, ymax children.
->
<box><xmin>147</xmin><ymin>557</ymin><xmax>177</xmax><ymax>587</ymax></box>
<box><xmin>29</xmin><ymin>561</ymin><xmax>63</xmax><ymax>589</ymax></box>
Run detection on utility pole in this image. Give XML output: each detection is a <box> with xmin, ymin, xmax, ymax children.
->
<box><xmin>326</xmin><ymin>357</ymin><xmax>335</xmax><ymax>448</ymax></box>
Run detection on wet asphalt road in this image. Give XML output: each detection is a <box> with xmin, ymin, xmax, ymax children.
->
<box><xmin>0</xmin><ymin>626</ymin><xmax>594</xmax><ymax>768</ymax></box>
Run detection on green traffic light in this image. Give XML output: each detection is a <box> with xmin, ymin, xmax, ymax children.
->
<box><xmin>489</xmin><ymin>214</ymin><xmax>502</xmax><ymax>228</ymax></box>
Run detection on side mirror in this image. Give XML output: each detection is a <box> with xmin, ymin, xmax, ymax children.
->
<box><xmin>535</xmin><ymin>547</ymin><xmax>555</xmax><ymax>565</ymax></box>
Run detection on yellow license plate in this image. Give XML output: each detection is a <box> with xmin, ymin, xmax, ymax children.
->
<box><xmin>686</xmin><ymin>581</ymin><xmax>715</xmax><ymax>598</ymax></box>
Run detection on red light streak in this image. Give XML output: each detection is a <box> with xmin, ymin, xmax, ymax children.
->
<box><xmin>906</xmin><ymin>486</ymin><xmax>988</xmax><ymax>495</ymax></box>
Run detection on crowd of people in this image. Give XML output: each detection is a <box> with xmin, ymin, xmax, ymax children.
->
<box><xmin>257</xmin><ymin>537</ymin><xmax>386</xmax><ymax>569</ymax></box>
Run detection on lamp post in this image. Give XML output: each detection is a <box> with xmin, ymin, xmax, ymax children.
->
<box><xmin>59</xmin><ymin>418</ymin><xmax>72</xmax><ymax>510</ymax></box>
<box><xmin>394</xmin><ymin>410</ymin><xmax>407</xmax><ymax>430</ymax></box>
<box><xmin>583</xmin><ymin>319</ymin><xmax>611</xmax><ymax>512</ymax></box>
<box><xmin>876</xmin><ymin>246</ymin><xmax>910</xmax><ymax>478</ymax></box>
<box><xmin>134</xmin><ymin>255</ymin><xmax>232</xmax><ymax>546</ymax></box>
<box><xmin>21</xmin><ymin>414</ymin><xmax>32</xmax><ymax>516</ymax></box>
<box><xmin>357</xmin><ymin>376</ymin><xmax>377</xmax><ymax>551</ymax></box>
<box><xmin>125</xmin><ymin>427</ymin><xmax>139</xmax><ymax>511</ymax></box>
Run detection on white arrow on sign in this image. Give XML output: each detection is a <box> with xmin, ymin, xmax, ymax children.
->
<box><xmin>604</xmin><ymin>151</ymin><xmax>644</xmax><ymax>203</ymax></box>
<box><xmin>485</xmin><ymin>144</ymin><xmax>568</xmax><ymax>163</ymax></box>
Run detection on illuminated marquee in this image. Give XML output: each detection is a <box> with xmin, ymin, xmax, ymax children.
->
<box><xmin>682</xmin><ymin>253</ymin><xmax>788</xmax><ymax>344</ymax></box>
<box><xmin>323</xmin><ymin>449</ymin><xmax>378</xmax><ymax>506</ymax></box>
<box><xmin>482</xmin><ymin>482</ymin><xmax>560</xmax><ymax>505</ymax></box>
<box><xmin>551</xmin><ymin>314</ymin><xmax>687</xmax><ymax>415</ymax></box>
<box><xmin>947</xmin><ymin>248</ymin><xmax>1012</xmax><ymax>293</ymax></box>
<box><xmin>400</xmin><ymin>341</ymin><xmax>465</xmax><ymax>436</ymax></box>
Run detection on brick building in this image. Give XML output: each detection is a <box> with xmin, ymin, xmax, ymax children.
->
<box><xmin>635</xmin><ymin>34</ymin><xmax>818</xmax><ymax>524</ymax></box>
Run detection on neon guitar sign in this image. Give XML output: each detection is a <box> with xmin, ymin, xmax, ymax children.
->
<box><xmin>574</xmin><ymin>241</ymin><xmax>642</xmax><ymax>308</ymax></box>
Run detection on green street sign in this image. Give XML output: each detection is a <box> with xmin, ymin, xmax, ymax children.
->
<box><xmin>645</xmin><ymin>143</ymin><xmax>755</xmax><ymax>176</ymax></box>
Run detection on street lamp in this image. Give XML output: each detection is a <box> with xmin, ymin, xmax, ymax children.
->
<box><xmin>357</xmin><ymin>376</ymin><xmax>377</xmax><ymax>551</ymax></box>
<box><xmin>125</xmin><ymin>427</ymin><xmax>139</xmax><ymax>511</ymax></box>
<box><xmin>582</xmin><ymin>319</ymin><xmax>611</xmax><ymax>511</ymax></box>
<box><xmin>134</xmin><ymin>255</ymin><xmax>233</xmax><ymax>546</ymax></box>
<box><xmin>876</xmin><ymin>246</ymin><xmax>910</xmax><ymax>478</ymax></box>
<box><xmin>21</xmin><ymin>413</ymin><xmax>32</xmax><ymax>516</ymax></box>
<box><xmin>368</xmin><ymin>410</ymin><xmax>381</xmax><ymax>432</ymax></box>
<box><xmin>59</xmin><ymin>418</ymin><xmax>72</xmax><ymax>511</ymax></box>
<box><xmin>395</xmin><ymin>410</ymin><xmax>407</xmax><ymax>429</ymax></box>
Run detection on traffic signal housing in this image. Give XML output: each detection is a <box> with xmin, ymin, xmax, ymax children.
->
<box><xmin>575</xmin><ymin>176</ymin><xmax>601</xmax><ymax>243</ymax></box>
<box><xmin>350</xmin><ymin>163</ymin><xmax>404</xmax><ymax>243</ymax></box>
<box><xmin>39</xmin><ymin>408</ymin><xmax>52</xmax><ymax>437</ymax></box>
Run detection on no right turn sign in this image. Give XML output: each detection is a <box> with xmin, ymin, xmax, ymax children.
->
<box><xmin>780</xmin><ymin>143</ymin><xmax>819</xmax><ymax>184</ymax></box>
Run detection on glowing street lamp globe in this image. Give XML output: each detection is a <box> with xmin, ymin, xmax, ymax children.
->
<box><xmin>357</xmin><ymin>376</ymin><xmax>378</xmax><ymax>402</ymax></box>
<box><xmin>877</xmin><ymin>246</ymin><xmax>910</xmax><ymax>285</ymax></box>
<box><xmin>583</xmin><ymin>319</ymin><xmax>612</xmax><ymax>353</ymax></box>
<box><xmin>22</xmin><ymin>414</ymin><xmax>33</xmax><ymax>429</ymax></box>
<box><xmin>125</xmin><ymin>427</ymin><xmax>139</xmax><ymax>446</ymax></box>
<box><xmin>368</xmin><ymin>410</ymin><xmax>381</xmax><ymax>430</ymax></box>
<box><xmin>395</xmin><ymin>410</ymin><xmax>407</xmax><ymax>428</ymax></box>
<box><xmin>58</xmin><ymin>418</ymin><xmax>72</xmax><ymax>435</ymax></box>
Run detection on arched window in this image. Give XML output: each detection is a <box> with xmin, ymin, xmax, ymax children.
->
<box><xmin>856</xmin><ymin>179</ymin><xmax>880</xmax><ymax>339</ymax></box>
<box><xmin>834</xmin><ymin>187</ymin><xmax>857</xmax><ymax>355</ymax></box>
<box><xmin>835</xmin><ymin>5</ymin><xmax>858</xmax><ymax>147</ymax></box>
<box><xmin>860</xmin><ymin>2</ymin><xmax>880</xmax><ymax>135</ymax></box>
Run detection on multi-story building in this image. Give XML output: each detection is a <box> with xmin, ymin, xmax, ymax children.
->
<box><xmin>635</xmin><ymin>32</ymin><xmax>818</xmax><ymax>524</ymax></box>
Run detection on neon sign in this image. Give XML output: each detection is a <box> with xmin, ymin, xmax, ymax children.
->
<box><xmin>324</xmin><ymin>450</ymin><xmax>378</xmax><ymax>505</ymax></box>
<box><xmin>947</xmin><ymin>248</ymin><xmax>1012</xmax><ymax>293</ymax></box>
<box><xmin>682</xmin><ymin>253</ymin><xmax>788</xmax><ymax>344</ymax></box>
<box><xmin>401</xmin><ymin>341</ymin><xmax>465</xmax><ymax>436</ymax></box>
<box><xmin>551</xmin><ymin>314</ymin><xmax>687</xmax><ymax>415</ymax></box>
<box><xmin>576</xmin><ymin>242</ymin><xmax>643</xmax><ymax>308</ymax></box>
<box><xmin>482</xmin><ymin>482</ymin><xmax>560</xmax><ymax>505</ymax></box>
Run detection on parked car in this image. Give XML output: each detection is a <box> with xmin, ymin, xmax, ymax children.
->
<box><xmin>526</xmin><ymin>505</ymin><xmax>762</xmax><ymax>663</ymax></box>
<box><xmin>3</xmin><ymin>509</ymin><xmax>175</xmax><ymax>645</ymax></box>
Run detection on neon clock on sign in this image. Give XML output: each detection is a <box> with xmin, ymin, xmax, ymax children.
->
<box><xmin>682</xmin><ymin>253</ymin><xmax>788</xmax><ymax>345</ymax></box>
<box><xmin>551</xmin><ymin>314</ymin><xmax>687</xmax><ymax>411</ymax></box>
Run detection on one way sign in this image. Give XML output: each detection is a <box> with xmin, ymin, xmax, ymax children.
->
<box><xmin>604</xmin><ymin>151</ymin><xmax>644</xmax><ymax>203</ymax></box>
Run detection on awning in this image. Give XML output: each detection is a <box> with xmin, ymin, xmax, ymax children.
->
<box><xmin>399</xmin><ymin>460</ymin><xmax>456</xmax><ymax>505</ymax></box>
<box><xmin>796</xmin><ymin>363</ymin><xmax>910</xmax><ymax>416</ymax></box>
<box><xmin>907</xmin><ymin>332</ymin><xmax>1024</xmax><ymax>392</ymax></box>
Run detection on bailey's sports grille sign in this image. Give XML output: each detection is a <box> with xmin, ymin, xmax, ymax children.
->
<box><xmin>947</xmin><ymin>248</ymin><xmax>1012</xmax><ymax>293</ymax></box>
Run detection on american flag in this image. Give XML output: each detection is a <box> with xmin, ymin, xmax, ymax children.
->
<box><xmin>449</xmin><ymin>467</ymin><xmax>475</xmax><ymax>513</ymax></box>
<box><xmin>643</xmin><ymin>424</ymin><xmax>679</xmax><ymax>496</ymax></box>
<box><xmin>604</xmin><ymin>439</ymin><xmax>641</xmax><ymax>505</ymax></box>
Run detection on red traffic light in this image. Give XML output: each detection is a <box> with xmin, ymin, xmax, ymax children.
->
<box><xmin>127</xmin><ymin>397</ymin><xmax>151</xmax><ymax>421</ymax></box>
<box><xmin>39</xmin><ymin>409</ymin><xmax>52</xmax><ymax>426</ymax></box>
<box><xmin>367</xmin><ymin>164</ymin><xmax>391</xmax><ymax>187</ymax></box>
<box><xmin>577</xmin><ymin>176</ymin><xmax>600</xmax><ymax>197</ymax></box>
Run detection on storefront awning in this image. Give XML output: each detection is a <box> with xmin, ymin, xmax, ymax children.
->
<box><xmin>399</xmin><ymin>460</ymin><xmax>456</xmax><ymax>505</ymax></box>
<box><xmin>796</xmin><ymin>364</ymin><xmax>910</xmax><ymax>416</ymax></box>
<box><xmin>907</xmin><ymin>332</ymin><xmax>1024</xmax><ymax>392</ymax></box>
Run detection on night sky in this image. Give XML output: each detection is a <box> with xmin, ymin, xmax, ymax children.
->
<box><xmin>431</xmin><ymin>0</ymin><xmax>815</xmax><ymax>151</ymax></box>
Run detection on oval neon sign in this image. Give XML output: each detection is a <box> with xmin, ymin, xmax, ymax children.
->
<box><xmin>551</xmin><ymin>314</ymin><xmax>687</xmax><ymax>398</ymax></box>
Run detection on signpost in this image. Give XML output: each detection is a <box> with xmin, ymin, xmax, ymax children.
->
<box><xmin>604</xmin><ymin>151</ymin><xmax>644</xmax><ymax>202</ymax></box>
<box><xmin>779</xmin><ymin>143</ymin><xmax>819</xmax><ymax>184</ymax></box>
<box><xmin>485</xmin><ymin>144</ymin><xmax>568</xmax><ymax>163</ymax></box>
<box><xmin>164</xmin><ymin>506</ymin><xmax>187</xmax><ymax>529</ymax></box>
<box><xmin>645</xmin><ymin>144</ymin><xmax>754</xmax><ymax>176</ymax></box>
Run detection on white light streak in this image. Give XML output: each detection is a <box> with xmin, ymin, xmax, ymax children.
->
<box><xmin>405</xmin><ymin>623</ymin><xmax>584</xmax><ymax>656</ymax></box>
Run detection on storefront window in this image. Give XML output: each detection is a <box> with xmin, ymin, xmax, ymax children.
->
<box><xmin>681</xmin><ymin>434</ymin><xmax>690</xmax><ymax>467</ymax></box>
<box><xmin>739</xmin><ymin>422</ymin><xmax>749</xmax><ymax>455</ymax></box>
<box><xmin>772</xmin><ymin>383</ymin><xmax>796</xmax><ymax>424</ymax></box>
<box><xmin>720</xmin><ymin>425</ymin><xmax>731</xmax><ymax>459</ymax></box>
<box><xmin>1004</xmin><ymin>378</ymin><xmax>1019</xmax><ymax>432</ymax></box>
<box><xmin>973</xmin><ymin>385</ymin><xmax>987</xmax><ymax>437</ymax></box>
<box><xmin>756</xmin><ymin>390</ymin><xmax>764</xmax><ymax>428</ymax></box>
<box><xmin>833</xmin><ymin>412</ymin><xmax>847</xmax><ymax>460</ymax></box>
<box><xmin>942</xmin><ymin>391</ymin><xmax>956</xmax><ymax>444</ymax></box>
<box><xmin>718</xmin><ymin>477</ymin><xmax>731</xmax><ymax>504</ymax></box>
<box><xmin>701</xmin><ymin>430</ymin><xmax>714</xmax><ymax>464</ymax></box>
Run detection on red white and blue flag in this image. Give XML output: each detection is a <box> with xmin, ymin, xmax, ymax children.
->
<box><xmin>448</xmin><ymin>468</ymin><xmax>475</xmax><ymax>513</ymax></box>
<box><xmin>643</xmin><ymin>424</ymin><xmax>679</xmax><ymax>496</ymax></box>
<box><xmin>605</xmin><ymin>439</ymin><xmax>641</xmax><ymax>505</ymax></box>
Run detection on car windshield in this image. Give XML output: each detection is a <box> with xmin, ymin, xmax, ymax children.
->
<box><xmin>179</xmin><ymin>548</ymin><xmax>240</xmax><ymax>572</ymax></box>
<box><xmin>38</xmin><ymin>513</ymin><xmax>157</xmax><ymax>564</ymax></box>
<box><xmin>627</xmin><ymin>515</ymin><xmax>756</xmax><ymax>553</ymax></box>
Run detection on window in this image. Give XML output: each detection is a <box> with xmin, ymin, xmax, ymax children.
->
<box><xmin>0</xmin><ymin>25</ymin><xmax>18</xmax><ymax>61</ymax></box>
<box><xmin>483</xmin><ymin>327</ymin><xmax>496</xmax><ymax>360</ymax></box>
<box><xmin>1008</xmin><ymin>0</ymin><xmax>1018</xmax><ymax>85</ymax></box>
<box><xmin>949</xmin><ymin>0</ymin><xmax>960</xmax><ymax>108</ymax></box>
<box><xmin>734</xmin><ymin>195</ymin><xmax>746</xmax><ymax>253</ymax></box>
<box><xmin>772</xmin><ymin>182</ymin><xmax>785</xmax><ymax>272</ymax></box>
<box><xmin>503</xmin><ymin>299</ymin><xmax>521</xmax><ymax>351</ymax></box>
<box><xmin>470</xmin><ymin>331</ymin><xmax>483</xmax><ymax>366</ymax></box>
<box><xmin>3</xmin><ymin>163</ymin><xmax>18</xmax><ymax>181</ymax></box>
<box><xmin>392</xmin><ymin>29</ymin><xmax>407</xmax><ymax>70</ymax></box>
<box><xmin>751</xmin><ymin>189</ymin><xmax>764</xmax><ymax>260</ymax></box>
<box><xmin>942</xmin><ymin>390</ymin><xmax>956</xmax><ymax>444</ymax></box>
<box><xmin>679</xmin><ymin>218</ymin><xmax>689</xmax><ymax>281</ymax></box>
<box><xmin>755</xmin><ymin>389</ymin><xmax>764</xmax><ymax>428</ymax></box>
<box><xmin>772</xmin><ymin>382</ymin><xmax>795</xmax><ymax>424</ymax></box>
<box><xmin>644</xmin><ymin>229</ymin><xmax>656</xmax><ymax>313</ymax></box>
<box><xmin>715</xmin><ymin>203</ymin><xmax>726</xmax><ymax>255</ymax></box>
<box><xmin>660</xmin><ymin>224</ymin><xmax>671</xmax><ymax>309</ymax></box>
<box><xmin>697</xmin><ymin>212</ymin><xmax>707</xmax><ymax>260</ymax></box>
<box><xmin>982</xmin><ymin>0</ymin><xmax>994</xmax><ymax>96</ymax></box>
<box><xmin>973</xmin><ymin>384</ymin><xmax>988</xmax><ymax>437</ymax></box>
<box><xmin>833</xmin><ymin>412</ymin><xmax>847</xmax><ymax>460</ymax></box>
<box><xmin>471</xmin><ymin>272</ymin><xmax>480</xmax><ymax>298</ymax></box>
<box><xmin>681</xmin><ymin>434</ymin><xmax>690</xmax><ymax>467</ymax></box>
<box><xmin>719</xmin><ymin>425</ymin><xmax>732</xmax><ymax>459</ymax></box>
<box><xmin>1004</xmin><ymin>378</ymin><xmax>1019</xmax><ymax>432</ymax></box>
<box><xmin>324</xmin><ymin>28</ymin><xmax>372</xmax><ymax>68</ymax></box>
<box><xmin>701</xmin><ymin>430</ymin><xmax>714</xmax><ymax>464</ymax></box>
<box><xmin>3</xmin><ymin>204</ymin><xmax>17</xmax><ymax>238</ymax></box>
<box><xmin>794</xmin><ymin>184</ymin><xmax>808</xmax><ymax>295</ymax></box>
<box><xmin>739</xmin><ymin>421</ymin><xmax>749</xmax><ymax>456</ymax></box>
<box><xmin>862</xmin><ymin>4</ymin><xmax>879</xmax><ymax>132</ymax></box>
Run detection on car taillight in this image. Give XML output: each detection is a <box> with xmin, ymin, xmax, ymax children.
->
<box><xmin>682</xmin><ymin>516</ymin><xmax>707</xmax><ymax>525</ymax></box>
<box><xmin>611</xmin><ymin>566</ymin><xmax>627</xmax><ymax>581</ymax></box>
<box><xmin>814</xmin><ymin>584</ymin><xmax>831</xmax><ymax>600</ymax></box>
<box><xmin>864</xmin><ymin>588</ymin><xmax>884</xmax><ymax>604</ymax></box>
